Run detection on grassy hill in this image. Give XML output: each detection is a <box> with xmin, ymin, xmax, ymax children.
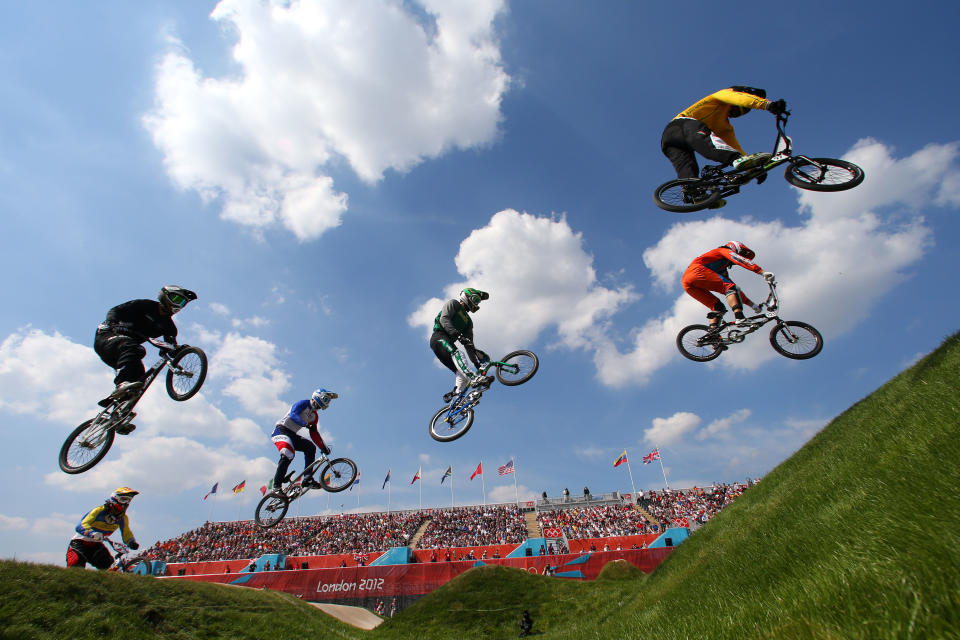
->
<box><xmin>4</xmin><ymin>331</ymin><xmax>959</xmax><ymax>639</ymax></box>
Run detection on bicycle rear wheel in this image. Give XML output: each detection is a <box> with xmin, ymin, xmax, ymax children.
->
<box><xmin>255</xmin><ymin>492</ymin><xmax>290</xmax><ymax>528</ymax></box>
<box><xmin>166</xmin><ymin>346</ymin><xmax>208</xmax><ymax>401</ymax></box>
<box><xmin>59</xmin><ymin>417</ymin><xmax>115</xmax><ymax>474</ymax></box>
<box><xmin>676</xmin><ymin>324</ymin><xmax>724</xmax><ymax>362</ymax></box>
<box><xmin>495</xmin><ymin>350</ymin><xmax>539</xmax><ymax>386</ymax></box>
<box><xmin>769</xmin><ymin>321</ymin><xmax>823</xmax><ymax>359</ymax></box>
<box><xmin>653</xmin><ymin>178</ymin><xmax>722</xmax><ymax>213</ymax></box>
<box><xmin>784</xmin><ymin>158</ymin><xmax>864</xmax><ymax>192</ymax></box>
<box><xmin>429</xmin><ymin>404</ymin><xmax>475</xmax><ymax>442</ymax></box>
<box><xmin>319</xmin><ymin>457</ymin><xmax>358</xmax><ymax>493</ymax></box>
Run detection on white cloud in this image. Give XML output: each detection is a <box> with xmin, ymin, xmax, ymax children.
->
<box><xmin>143</xmin><ymin>0</ymin><xmax>510</xmax><ymax>241</ymax></box>
<box><xmin>231</xmin><ymin>316</ymin><xmax>270</xmax><ymax>329</ymax></box>
<box><xmin>407</xmin><ymin>209</ymin><xmax>637</xmax><ymax>358</ymax></box>
<box><xmin>45</xmin><ymin>436</ymin><xmax>275</xmax><ymax>499</ymax></box>
<box><xmin>209</xmin><ymin>302</ymin><xmax>231</xmax><ymax>316</ymax></box>
<box><xmin>212</xmin><ymin>332</ymin><xmax>290</xmax><ymax>417</ymax></box>
<box><xmin>602</xmin><ymin>139</ymin><xmax>950</xmax><ymax>385</ymax></box>
<box><xmin>0</xmin><ymin>328</ymin><xmax>112</xmax><ymax>426</ymax></box>
<box><xmin>0</xmin><ymin>514</ymin><xmax>28</xmax><ymax>530</ymax></box>
<box><xmin>488</xmin><ymin>483</ymin><xmax>536</xmax><ymax>504</ymax></box>
<box><xmin>698</xmin><ymin>408</ymin><xmax>751</xmax><ymax>440</ymax></box>
<box><xmin>644</xmin><ymin>412</ymin><xmax>701</xmax><ymax>446</ymax></box>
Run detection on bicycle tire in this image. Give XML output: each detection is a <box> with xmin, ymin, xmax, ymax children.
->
<box><xmin>166</xmin><ymin>346</ymin><xmax>208</xmax><ymax>401</ymax></box>
<box><xmin>318</xmin><ymin>457</ymin><xmax>358</xmax><ymax>493</ymax></box>
<box><xmin>495</xmin><ymin>350</ymin><xmax>539</xmax><ymax>386</ymax></box>
<box><xmin>59</xmin><ymin>418</ymin><xmax>116</xmax><ymax>474</ymax></box>
<box><xmin>653</xmin><ymin>178</ymin><xmax>722</xmax><ymax>213</ymax></box>
<box><xmin>769</xmin><ymin>321</ymin><xmax>823</xmax><ymax>359</ymax></box>
<box><xmin>784</xmin><ymin>158</ymin><xmax>864</xmax><ymax>192</ymax></box>
<box><xmin>676</xmin><ymin>324</ymin><xmax>724</xmax><ymax>362</ymax></box>
<box><xmin>255</xmin><ymin>492</ymin><xmax>290</xmax><ymax>528</ymax></box>
<box><xmin>429</xmin><ymin>404</ymin><xmax>475</xmax><ymax>442</ymax></box>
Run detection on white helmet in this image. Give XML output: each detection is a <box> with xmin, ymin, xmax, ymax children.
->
<box><xmin>458</xmin><ymin>288</ymin><xmax>489</xmax><ymax>312</ymax></box>
<box><xmin>311</xmin><ymin>388</ymin><xmax>338</xmax><ymax>410</ymax></box>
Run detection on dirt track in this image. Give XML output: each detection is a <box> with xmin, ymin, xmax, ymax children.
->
<box><xmin>311</xmin><ymin>602</ymin><xmax>385</xmax><ymax>630</ymax></box>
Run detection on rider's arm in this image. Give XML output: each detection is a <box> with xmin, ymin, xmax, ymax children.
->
<box><xmin>720</xmin><ymin>248</ymin><xmax>764</xmax><ymax>275</ymax></box>
<box><xmin>307</xmin><ymin>427</ymin><xmax>330</xmax><ymax>454</ymax></box>
<box><xmin>437</xmin><ymin>300</ymin><xmax>464</xmax><ymax>338</ymax></box>
<box><xmin>119</xmin><ymin>514</ymin><xmax>136</xmax><ymax>546</ymax></box>
<box><xmin>712</xmin><ymin>88</ymin><xmax>771</xmax><ymax>112</ymax></box>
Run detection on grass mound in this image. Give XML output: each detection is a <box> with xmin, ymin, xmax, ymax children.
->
<box><xmin>596</xmin><ymin>559</ymin><xmax>644</xmax><ymax>581</ymax></box>
<box><xmin>0</xmin><ymin>560</ymin><xmax>363</xmax><ymax>640</ymax></box>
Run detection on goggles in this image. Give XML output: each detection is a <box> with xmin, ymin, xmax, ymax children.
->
<box><xmin>167</xmin><ymin>293</ymin><xmax>188</xmax><ymax>308</ymax></box>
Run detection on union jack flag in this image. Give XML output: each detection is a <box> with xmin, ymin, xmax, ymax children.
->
<box><xmin>643</xmin><ymin>448</ymin><xmax>660</xmax><ymax>464</ymax></box>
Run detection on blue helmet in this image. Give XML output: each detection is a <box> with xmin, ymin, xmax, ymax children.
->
<box><xmin>311</xmin><ymin>388</ymin><xmax>338</xmax><ymax>410</ymax></box>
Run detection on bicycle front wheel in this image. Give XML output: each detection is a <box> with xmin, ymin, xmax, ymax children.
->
<box><xmin>255</xmin><ymin>492</ymin><xmax>290</xmax><ymax>528</ymax></box>
<box><xmin>496</xmin><ymin>350</ymin><xmax>539</xmax><ymax>386</ymax></box>
<box><xmin>784</xmin><ymin>158</ymin><xmax>864</xmax><ymax>192</ymax></box>
<box><xmin>166</xmin><ymin>346</ymin><xmax>208</xmax><ymax>401</ymax></box>
<box><xmin>676</xmin><ymin>325</ymin><xmax>724</xmax><ymax>362</ymax></box>
<box><xmin>653</xmin><ymin>178</ymin><xmax>722</xmax><ymax>213</ymax></box>
<box><xmin>59</xmin><ymin>418</ymin><xmax>116</xmax><ymax>474</ymax></box>
<box><xmin>769</xmin><ymin>321</ymin><xmax>823</xmax><ymax>359</ymax></box>
<box><xmin>319</xmin><ymin>457</ymin><xmax>358</xmax><ymax>493</ymax></box>
<box><xmin>429</xmin><ymin>404</ymin><xmax>475</xmax><ymax>442</ymax></box>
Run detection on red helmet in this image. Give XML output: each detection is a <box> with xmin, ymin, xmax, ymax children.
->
<box><xmin>724</xmin><ymin>241</ymin><xmax>755</xmax><ymax>261</ymax></box>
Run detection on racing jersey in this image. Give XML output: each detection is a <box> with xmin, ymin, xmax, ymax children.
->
<box><xmin>432</xmin><ymin>299</ymin><xmax>474</xmax><ymax>342</ymax></box>
<box><xmin>99</xmin><ymin>299</ymin><xmax>178</xmax><ymax>344</ymax></box>
<box><xmin>673</xmin><ymin>89</ymin><xmax>772</xmax><ymax>154</ymax></box>
<box><xmin>686</xmin><ymin>247</ymin><xmax>764</xmax><ymax>282</ymax></box>
<box><xmin>73</xmin><ymin>503</ymin><xmax>135</xmax><ymax>544</ymax></box>
<box><xmin>275</xmin><ymin>399</ymin><xmax>319</xmax><ymax>433</ymax></box>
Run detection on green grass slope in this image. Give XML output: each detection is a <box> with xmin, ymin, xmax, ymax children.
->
<box><xmin>0</xmin><ymin>560</ymin><xmax>365</xmax><ymax>640</ymax></box>
<box><xmin>378</xmin><ymin>331</ymin><xmax>960</xmax><ymax>640</ymax></box>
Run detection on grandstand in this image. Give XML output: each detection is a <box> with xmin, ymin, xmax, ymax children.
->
<box><xmin>146</xmin><ymin>482</ymin><xmax>750</xmax><ymax>612</ymax></box>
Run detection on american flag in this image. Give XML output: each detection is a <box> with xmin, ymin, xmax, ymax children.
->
<box><xmin>642</xmin><ymin>448</ymin><xmax>661</xmax><ymax>464</ymax></box>
<box><xmin>498</xmin><ymin>459</ymin><xmax>514</xmax><ymax>476</ymax></box>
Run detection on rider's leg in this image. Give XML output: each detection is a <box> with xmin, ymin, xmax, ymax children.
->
<box><xmin>95</xmin><ymin>333</ymin><xmax>146</xmax><ymax>394</ymax></box>
<box><xmin>683</xmin><ymin>120</ymin><xmax>740</xmax><ymax>166</ymax></box>
<box><xmin>432</xmin><ymin>334</ymin><xmax>476</xmax><ymax>393</ymax></box>
<box><xmin>289</xmin><ymin>433</ymin><xmax>320</xmax><ymax>487</ymax></box>
<box><xmin>271</xmin><ymin>428</ymin><xmax>296</xmax><ymax>487</ymax></box>
<box><xmin>725</xmin><ymin>289</ymin><xmax>746</xmax><ymax>321</ymax></box>
<box><xmin>683</xmin><ymin>269</ymin><xmax>730</xmax><ymax>327</ymax></box>
<box><xmin>661</xmin><ymin>120</ymin><xmax>699</xmax><ymax>179</ymax></box>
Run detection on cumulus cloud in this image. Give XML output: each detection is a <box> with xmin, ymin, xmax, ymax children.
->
<box><xmin>407</xmin><ymin>209</ymin><xmax>637</xmax><ymax>358</ymax></box>
<box><xmin>143</xmin><ymin>0</ymin><xmax>510</xmax><ymax>241</ymax></box>
<box><xmin>45</xmin><ymin>435</ymin><xmax>275</xmax><ymax>499</ymax></box>
<box><xmin>600</xmin><ymin>139</ymin><xmax>953</xmax><ymax>385</ymax></box>
<box><xmin>698</xmin><ymin>408</ymin><xmax>751</xmax><ymax>440</ymax></box>
<box><xmin>212</xmin><ymin>332</ymin><xmax>290</xmax><ymax>417</ymax></box>
<box><xmin>644</xmin><ymin>412</ymin><xmax>701</xmax><ymax>446</ymax></box>
<box><xmin>0</xmin><ymin>514</ymin><xmax>28</xmax><ymax>530</ymax></box>
<box><xmin>488</xmin><ymin>483</ymin><xmax>536</xmax><ymax>503</ymax></box>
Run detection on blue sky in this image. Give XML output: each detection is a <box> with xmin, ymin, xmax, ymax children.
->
<box><xmin>2</xmin><ymin>0</ymin><xmax>958</xmax><ymax>564</ymax></box>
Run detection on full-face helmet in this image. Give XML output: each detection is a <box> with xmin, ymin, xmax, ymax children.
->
<box><xmin>724</xmin><ymin>241</ymin><xmax>755</xmax><ymax>261</ymax></box>
<box><xmin>158</xmin><ymin>285</ymin><xmax>197</xmax><ymax>314</ymax></box>
<box><xmin>311</xmin><ymin>388</ymin><xmax>338</xmax><ymax>411</ymax></box>
<box><xmin>458</xmin><ymin>288</ymin><xmax>489</xmax><ymax>312</ymax></box>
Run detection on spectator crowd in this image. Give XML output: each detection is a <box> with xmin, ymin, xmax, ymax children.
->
<box><xmin>416</xmin><ymin>505</ymin><xmax>527</xmax><ymax>549</ymax></box>
<box><xmin>537</xmin><ymin>504</ymin><xmax>657</xmax><ymax>539</ymax></box>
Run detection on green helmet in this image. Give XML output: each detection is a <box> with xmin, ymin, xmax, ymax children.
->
<box><xmin>459</xmin><ymin>288</ymin><xmax>489</xmax><ymax>312</ymax></box>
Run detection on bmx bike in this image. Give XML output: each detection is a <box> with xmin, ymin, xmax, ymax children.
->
<box><xmin>676</xmin><ymin>280</ymin><xmax>823</xmax><ymax>362</ymax></box>
<box><xmin>254</xmin><ymin>450</ymin><xmax>358</xmax><ymax>528</ymax></box>
<box><xmin>58</xmin><ymin>338</ymin><xmax>208</xmax><ymax>474</ymax></box>
<box><xmin>105</xmin><ymin>539</ymin><xmax>148</xmax><ymax>574</ymax></box>
<box><xmin>429</xmin><ymin>349</ymin><xmax>539</xmax><ymax>443</ymax></box>
<box><xmin>653</xmin><ymin>111</ymin><xmax>865</xmax><ymax>213</ymax></box>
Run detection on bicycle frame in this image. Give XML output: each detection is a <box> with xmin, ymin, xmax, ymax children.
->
<box><xmin>275</xmin><ymin>452</ymin><xmax>334</xmax><ymax>501</ymax></box>
<box><xmin>706</xmin><ymin>281</ymin><xmax>803</xmax><ymax>346</ymax></box>
<box><xmin>441</xmin><ymin>357</ymin><xmax>516</xmax><ymax>419</ymax></box>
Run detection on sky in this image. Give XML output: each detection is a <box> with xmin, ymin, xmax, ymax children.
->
<box><xmin>2</xmin><ymin>0</ymin><xmax>958</xmax><ymax>565</ymax></box>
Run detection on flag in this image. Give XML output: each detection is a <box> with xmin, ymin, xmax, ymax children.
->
<box><xmin>349</xmin><ymin>470</ymin><xmax>360</xmax><ymax>491</ymax></box>
<box><xmin>232</xmin><ymin>480</ymin><xmax>246</xmax><ymax>494</ymax></box>
<box><xmin>382</xmin><ymin>469</ymin><xmax>391</xmax><ymax>489</ymax></box>
<box><xmin>498</xmin><ymin>459</ymin><xmax>514</xmax><ymax>476</ymax></box>
<box><xmin>441</xmin><ymin>465</ymin><xmax>452</xmax><ymax>484</ymax></box>
<box><xmin>259</xmin><ymin>479</ymin><xmax>273</xmax><ymax>496</ymax></box>
<box><xmin>203</xmin><ymin>483</ymin><xmax>218</xmax><ymax>500</ymax></box>
<box><xmin>643</xmin><ymin>448</ymin><xmax>661</xmax><ymax>464</ymax></box>
<box><xmin>613</xmin><ymin>451</ymin><xmax>628</xmax><ymax>467</ymax></box>
<box><xmin>470</xmin><ymin>462</ymin><xmax>482</xmax><ymax>481</ymax></box>
<box><xmin>410</xmin><ymin>467</ymin><xmax>421</xmax><ymax>485</ymax></box>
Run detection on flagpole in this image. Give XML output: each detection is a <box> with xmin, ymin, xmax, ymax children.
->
<box><xmin>450</xmin><ymin>467</ymin><xmax>455</xmax><ymax>507</ymax></box>
<box><xmin>657</xmin><ymin>448</ymin><xmax>670</xmax><ymax>489</ymax></box>
<box><xmin>208</xmin><ymin>488</ymin><xmax>217</xmax><ymax>522</ymax></box>
<box><xmin>481</xmin><ymin>460</ymin><xmax>486</xmax><ymax>506</ymax></box>
<box><xmin>388</xmin><ymin>478</ymin><xmax>392</xmax><ymax>515</ymax></box>
<box><xmin>419</xmin><ymin>468</ymin><xmax>423</xmax><ymax>510</ymax></box>
<box><xmin>625</xmin><ymin>451</ymin><xmax>637</xmax><ymax>497</ymax></box>
<box><xmin>512</xmin><ymin>457</ymin><xmax>519</xmax><ymax>506</ymax></box>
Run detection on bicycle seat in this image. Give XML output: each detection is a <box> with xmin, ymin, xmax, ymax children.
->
<box><xmin>700</xmin><ymin>164</ymin><xmax>725</xmax><ymax>178</ymax></box>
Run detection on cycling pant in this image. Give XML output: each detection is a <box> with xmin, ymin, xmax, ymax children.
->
<box><xmin>430</xmin><ymin>332</ymin><xmax>475</xmax><ymax>393</ymax></box>
<box><xmin>67</xmin><ymin>539</ymin><xmax>112</xmax><ymax>570</ymax></box>
<box><xmin>661</xmin><ymin>118</ymin><xmax>741</xmax><ymax>180</ymax></box>
<box><xmin>94</xmin><ymin>330</ymin><xmax>146</xmax><ymax>385</ymax></box>
<box><xmin>271</xmin><ymin>426</ymin><xmax>316</xmax><ymax>487</ymax></box>
<box><xmin>682</xmin><ymin>266</ymin><xmax>739</xmax><ymax>310</ymax></box>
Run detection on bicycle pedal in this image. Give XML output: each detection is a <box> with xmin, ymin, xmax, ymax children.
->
<box><xmin>115</xmin><ymin>424</ymin><xmax>136</xmax><ymax>435</ymax></box>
